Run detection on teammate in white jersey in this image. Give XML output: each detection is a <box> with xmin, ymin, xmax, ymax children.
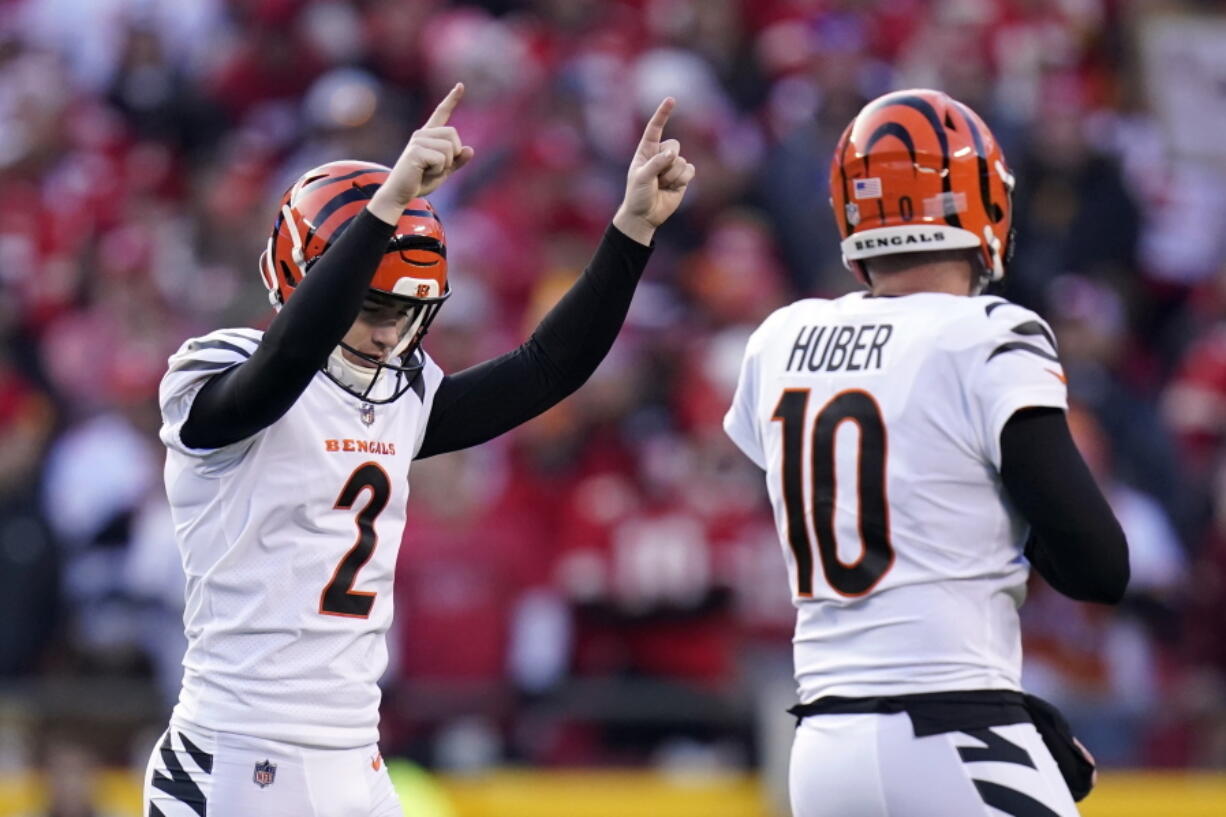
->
<box><xmin>143</xmin><ymin>84</ymin><xmax>695</xmax><ymax>817</ymax></box>
<box><xmin>725</xmin><ymin>89</ymin><xmax>1128</xmax><ymax>816</ymax></box>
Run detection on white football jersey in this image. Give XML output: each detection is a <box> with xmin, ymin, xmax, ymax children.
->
<box><xmin>158</xmin><ymin>328</ymin><xmax>442</xmax><ymax>748</ymax></box>
<box><xmin>724</xmin><ymin>292</ymin><xmax>1067</xmax><ymax>703</ymax></box>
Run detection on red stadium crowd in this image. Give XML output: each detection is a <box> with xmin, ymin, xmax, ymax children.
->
<box><xmin>2</xmin><ymin>0</ymin><xmax>1226</xmax><ymax>772</ymax></box>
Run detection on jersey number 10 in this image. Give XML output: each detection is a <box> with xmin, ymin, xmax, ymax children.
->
<box><xmin>772</xmin><ymin>389</ymin><xmax>894</xmax><ymax>597</ymax></box>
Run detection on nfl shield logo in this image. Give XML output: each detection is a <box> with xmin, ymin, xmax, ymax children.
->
<box><xmin>360</xmin><ymin>402</ymin><xmax>375</xmax><ymax>427</ymax></box>
<box><xmin>253</xmin><ymin>759</ymin><xmax>276</xmax><ymax>788</ymax></box>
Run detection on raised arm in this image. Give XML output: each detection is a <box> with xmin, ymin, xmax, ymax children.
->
<box><xmin>417</xmin><ymin>98</ymin><xmax>695</xmax><ymax>458</ymax></box>
<box><xmin>181</xmin><ymin>85</ymin><xmax>473</xmax><ymax>450</ymax></box>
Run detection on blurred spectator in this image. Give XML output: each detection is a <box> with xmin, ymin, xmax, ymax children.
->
<box><xmin>40</xmin><ymin>407</ymin><xmax>160</xmax><ymax>675</ymax></box>
<box><xmin>389</xmin><ymin>443</ymin><xmax>562</xmax><ymax>764</ymax></box>
<box><xmin>1165</xmin><ymin>315</ymin><xmax>1226</xmax><ymax>481</ymax></box>
<box><xmin>1047</xmin><ymin>275</ymin><xmax>1184</xmax><ymax>520</ymax></box>
<box><xmin>0</xmin><ymin>356</ymin><xmax>58</xmax><ymax>676</ymax></box>
<box><xmin>17</xmin><ymin>0</ymin><xmax>224</xmax><ymax>91</ymax></box>
<box><xmin>397</xmin><ymin>445</ymin><xmax>557</xmax><ymax>686</ymax></box>
<box><xmin>203</xmin><ymin>6</ymin><xmax>327</xmax><ymax>121</ymax></box>
<box><xmin>1183</xmin><ymin>459</ymin><xmax>1226</xmax><ymax>766</ymax></box>
<box><xmin>105</xmin><ymin>21</ymin><xmax>225</xmax><ymax>155</ymax></box>
<box><xmin>1009</xmin><ymin>84</ymin><xmax>1141</xmax><ymax>310</ymax></box>
<box><xmin>122</xmin><ymin>495</ymin><xmax>185</xmax><ymax>707</ymax></box>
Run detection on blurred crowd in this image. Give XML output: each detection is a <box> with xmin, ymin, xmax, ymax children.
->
<box><xmin>2</xmin><ymin>0</ymin><xmax>1226</xmax><ymax>780</ymax></box>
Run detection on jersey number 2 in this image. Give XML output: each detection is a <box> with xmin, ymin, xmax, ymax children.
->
<box><xmin>320</xmin><ymin>462</ymin><xmax>391</xmax><ymax>618</ymax></box>
<box><xmin>772</xmin><ymin>389</ymin><xmax>894</xmax><ymax>597</ymax></box>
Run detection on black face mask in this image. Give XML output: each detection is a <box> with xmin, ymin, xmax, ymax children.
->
<box><xmin>323</xmin><ymin>285</ymin><xmax>450</xmax><ymax>404</ymax></box>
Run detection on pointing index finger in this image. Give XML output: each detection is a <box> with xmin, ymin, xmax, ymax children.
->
<box><xmin>637</xmin><ymin>97</ymin><xmax>675</xmax><ymax>153</ymax></box>
<box><xmin>425</xmin><ymin>83</ymin><xmax>465</xmax><ymax>128</ymax></box>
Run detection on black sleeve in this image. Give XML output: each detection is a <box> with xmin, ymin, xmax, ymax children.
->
<box><xmin>416</xmin><ymin>224</ymin><xmax>652</xmax><ymax>459</ymax></box>
<box><xmin>180</xmin><ymin>209</ymin><xmax>397</xmax><ymax>449</ymax></box>
<box><xmin>999</xmin><ymin>407</ymin><xmax>1130</xmax><ymax>604</ymax></box>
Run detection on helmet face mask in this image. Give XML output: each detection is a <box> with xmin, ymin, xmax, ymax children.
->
<box><xmin>326</xmin><ymin>287</ymin><xmax>450</xmax><ymax>403</ymax></box>
<box><xmin>260</xmin><ymin>160</ymin><xmax>451</xmax><ymax>403</ymax></box>
<box><xmin>829</xmin><ymin>89</ymin><xmax>1015</xmax><ymax>293</ymax></box>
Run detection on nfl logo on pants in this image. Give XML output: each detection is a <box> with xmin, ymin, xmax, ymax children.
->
<box><xmin>253</xmin><ymin>759</ymin><xmax>277</xmax><ymax>788</ymax></box>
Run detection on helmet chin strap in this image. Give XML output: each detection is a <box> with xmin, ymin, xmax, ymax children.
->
<box><xmin>326</xmin><ymin>346</ymin><xmax>379</xmax><ymax>395</ymax></box>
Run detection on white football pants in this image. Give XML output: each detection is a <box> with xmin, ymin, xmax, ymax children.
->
<box><xmin>143</xmin><ymin>720</ymin><xmax>403</xmax><ymax>817</ymax></box>
<box><xmin>790</xmin><ymin>712</ymin><xmax>1080</xmax><ymax>817</ymax></box>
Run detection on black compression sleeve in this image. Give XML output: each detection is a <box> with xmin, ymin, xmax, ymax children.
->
<box><xmin>999</xmin><ymin>407</ymin><xmax>1129</xmax><ymax>604</ymax></box>
<box><xmin>180</xmin><ymin>209</ymin><xmax>397</xmax><ymax>449</ymax></box>
<box><xmin>416</xmin><ymin>224</ymin><xmax>652</xmax><ymax>459</ymax></box>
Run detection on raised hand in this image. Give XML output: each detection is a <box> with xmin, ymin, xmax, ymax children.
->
<box><xmin>613</xmin><ymin>97</ymin><xmax>696</xmax><ymax>246</ymax></box>
<box><xmin>369</xmin><ymin>83</ymin><xmax>475</xmax><ymax>224</ymax></box>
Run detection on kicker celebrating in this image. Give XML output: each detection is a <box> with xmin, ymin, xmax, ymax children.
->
<box><xmin>144</xmin><ymin>84</ymin><xmax>694</xmax><ymax>817</ymax></box>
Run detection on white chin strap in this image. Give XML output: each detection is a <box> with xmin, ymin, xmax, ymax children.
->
<box><xmin>325</xmin><ymin>346</ymin><xmax>379</xmax><ymax>394</ymax></box>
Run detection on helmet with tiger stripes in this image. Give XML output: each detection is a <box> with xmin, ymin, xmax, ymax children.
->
<box><xmin>829</xmin><ymin>89</ymin><xmax>1015</xmax><ymax>290</ymax></box>
<box><xmin>259</xmin><ymin>160</ymin><xmax>450</xmax><ymax>402</ymax></box>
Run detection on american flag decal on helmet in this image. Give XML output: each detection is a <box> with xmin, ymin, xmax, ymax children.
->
<box><xmin>253</xmin><ymin>759</ymin><xmax>276</xmax><ymax>788</ymax></box>
<box><xmin>853</xmin><ymin>177</ymin><xmax>882</xmax><ymax>199</ymax></box>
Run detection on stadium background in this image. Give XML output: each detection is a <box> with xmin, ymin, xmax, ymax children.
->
<box><xmin>1</xmin><ymin>0</ymin><xmax>1226</xmax><ymax>814</ymax></box>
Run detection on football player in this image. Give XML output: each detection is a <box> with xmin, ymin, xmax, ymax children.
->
<box><xmin>724</xmin><ymin>89</ymin><xmax>1128</xmax><ymax>817</ymax></box>
<box><xmin>143</xmin><ymin>83</ymin><xmax>695</xmax><ymax>817</ymax></box>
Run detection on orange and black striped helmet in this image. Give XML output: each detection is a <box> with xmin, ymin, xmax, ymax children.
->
<box><xmin>259</xmin><ymin>160</ymin><xmax>450</xmax><ymax>400</ymax></box>
<box><xmin>829</xmin><ymin>89</ymin><xmax>1015</xmax><ymax>288</ymax></box>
